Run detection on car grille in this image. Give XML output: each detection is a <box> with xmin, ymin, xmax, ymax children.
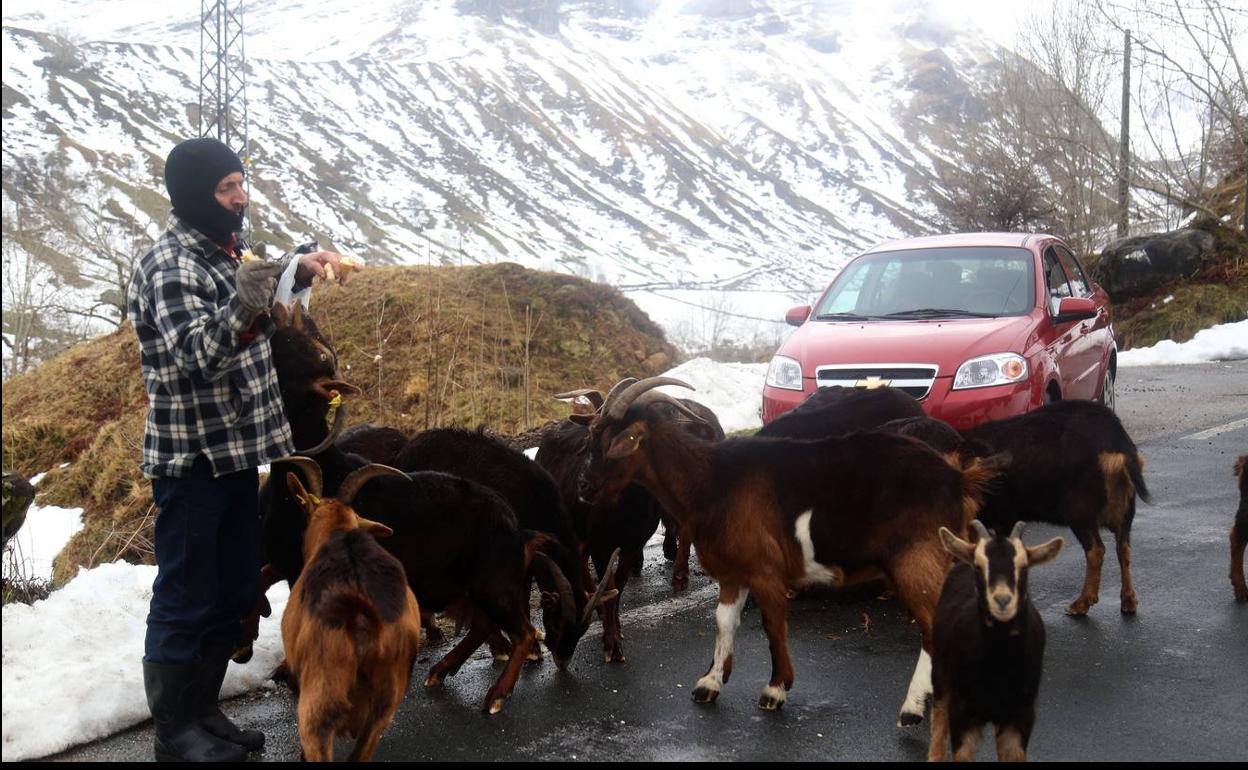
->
<box><xmin>814</xmin><ymin>365</ymin><xmax>939</xmax><ymax>400</ymax></box>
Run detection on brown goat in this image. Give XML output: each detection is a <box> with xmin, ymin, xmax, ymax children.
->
<box><xmin>579</xmin><ymin>377</ymin><xmax>1001</xmax><ymax>725</ymax></box>
<box><xmin>1232</xmin><ymin>456</ymin><xmax>1247</xmax><ymax>603</ymax></box>
<box><xmin>282</xmin><ymin>463</ymin><xmax>422</xmax><ymax>762</ymax></box>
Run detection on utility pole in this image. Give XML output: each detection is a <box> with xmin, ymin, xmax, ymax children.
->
<box><xmin>1117</xmin><ymin>29</ymin><xmax>1130</xmax><ymax>239</ymax></box>
<box><xmin>198</xmin><ymin>1</ymin><xmax>250</xmax><ymax>230</ymax></box>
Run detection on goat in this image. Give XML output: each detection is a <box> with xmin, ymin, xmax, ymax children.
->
<box><xmin>337</xmin><ymin>424</ymin><xmax>409</xmax><ymax>467</ymax></box>
<box><xmin>580</xmin><ymin>377</ymin><xmax>1000</xmax><ymax>725</ymax></box>
<box><xmin>281</xmin><ymin>464</ymin><xmax>422</xmax><ymax>762</ymax></box>
<box><xmin>1232</xmin><ymin>456</ymin><xmax>1247</xmax><ymax>603</ymax></box>
<box><xmin>960</xmin><ymin>400</ymin><xmax>1150</xmax><ymax>616</ymax></box>
<box><xmin>537</xmin><ymin>387</ymin><xmax>725</xmax><ymax>662</ymax></box>
<box><xmin>393</xmin><ymin>427</ymin><xmax>619</xmax><ymax>670</ymax></box>
<box><xmin>928</xmin><ymin>521</ymin><xmax>1063</xmax><ymax>762</ymax></box>
<box><xmin>757</xmin><ymin>384</ymin><xmax>924</xmax><ymax>440</ymax></box>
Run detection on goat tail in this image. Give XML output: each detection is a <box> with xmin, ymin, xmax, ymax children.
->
<box><xmin>958</xmin><ymin>451</ymin><xmax>1010</xmax><ymax>523</ymax></box>
<box><xmin>320</xmin><ymin>590</ymin><xmax>382</xmax><ymax>656</ymax></box>
<box><xmin>1126</xmin><ymin>452</ymin><xmax>1151</xmax><ymax>504</ymax></box>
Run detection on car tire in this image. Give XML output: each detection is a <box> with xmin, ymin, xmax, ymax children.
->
<box><xmin>1100</xmin><ymin>367</ymin><xmax>1116</xmax><ymax>412</ymax></box>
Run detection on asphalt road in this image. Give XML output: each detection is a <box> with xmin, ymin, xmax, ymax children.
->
<box><xmin>53</xmin><ymin>362</ymin><xmax>1248</xmax><ymax>762</ymax></box>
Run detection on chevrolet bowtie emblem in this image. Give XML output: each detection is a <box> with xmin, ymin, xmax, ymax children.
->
<box><xmin>856</xmin><ymin>376</ymin><xmax>891</xmax><ymax>389</ymax></box>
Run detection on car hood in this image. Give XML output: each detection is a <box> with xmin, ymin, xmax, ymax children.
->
<box><xmin>780</xmin><ymin>315</ymin><xmax>1036</xmax><ymax>375</ymax></box>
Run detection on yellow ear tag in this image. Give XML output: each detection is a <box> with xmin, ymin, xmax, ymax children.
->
<box><xmin>326</xmin><ymin>390</ymin><xmax>342</xmax><ymax>428</ymax></box>
<box><xmin>295</xmin><ymin>492</ymin><xmax>322</xmax><ymax>507</ymax></box>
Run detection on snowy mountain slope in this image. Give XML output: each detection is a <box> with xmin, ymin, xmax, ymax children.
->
<box><xmin>2</xmin><ymin>0</ymin><xmax>1012</xmax><ymax>337</ymax></box>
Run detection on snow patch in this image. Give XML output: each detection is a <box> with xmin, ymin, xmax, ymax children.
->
<box><xmin>1118</xmin><ymin>320</ymin><xmax>1248</xmax><ymax>367</ymax></box>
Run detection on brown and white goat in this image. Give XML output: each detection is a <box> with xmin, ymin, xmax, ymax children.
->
<box><xmin>281</xmin><ymin>464</ymin><xmax>422</xmax><ymax>762</ymax></box>
<box><xmin>1231</xmin><ymin>456</ymin><xmax>1247</xmax><ymax>603</ymax></box>
<box><xmin>928</xmin><ymin>521</ymin><xmax>1063</xmax><ymax>762</ymax></box>
<box><xmin>579</xmin><ymin>377</ymin><xmax>1000</xmax><ymax>725</ymax></box>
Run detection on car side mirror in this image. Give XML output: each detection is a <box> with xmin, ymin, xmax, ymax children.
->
<box><xmin>1053</xmin><ymin>297</ymin><xmax>1097</xmax><ymax>324</ymax></box>
<box><xmin>785</xmin><ymin>305</ymin><xmax>811</xmax><ymax>327</ymax></box>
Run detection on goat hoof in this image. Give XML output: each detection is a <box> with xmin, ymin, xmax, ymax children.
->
<box><xmin>486</xmin><ymin>698</ymin><xmax>507</xmax><ymax>715</ymax></box>
<box><xmin>1120</xmin><ymin>594</ymin><xmax>1138</xmax><ymax>614</ymax></box>
<box><xmin>525</xmin><ymin>649</ymin><xmax>543</xmax><ymax>663</ymax></box>
<box><xmin>492</xmin><ymin>653</ymin><xmax>511</xmax><ymax>663</ymax></box>
<box><xmin>897</xmin><ymin>710</ymin><xmax>925</xmax><ymax>727</ymax></box>
<box><xmin>671</xmin><ymin>574</ymin><xmax>689</xmax><ymax>592</ymax></box>
<box><xmin>604</xmin><ymin>647</ymin><xmax>626</xmax><ymax>664</ymax></box>
<box><xmin>758</xmin><ymin>686</ymin><xmax>786</xmax><ymax>710</ymax></box>
<box><xmin>1065</xmin><ymin>596</ymin><xmax>1096</xmax><ymax>616</ymax></box>
<box><xmin>691</xmin><ymin>686</ymin><xmax>719</xmax><ymax>704</ymax></box>
<box><xmin>534</xmin><ymin>628</ymin><xmax>546</xmax><ymax>642</ymax></box>
<box><xmin>424</xmin><ymin>673</ymin><xmax>445</xmax><ymax>688</ymax></box>
<box><xmin>1235</xmin><ymin>586</ymin><xmax>1248</xmax><ymax>603</ymax></box>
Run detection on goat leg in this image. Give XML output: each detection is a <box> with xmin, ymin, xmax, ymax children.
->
<box><xmin>425</xmin><ymin>616</ymin><xmax>493</xmax><ymax>687</ymax></box>
<box><xmin>1067</xmin><ymin>529</ymin><xmax>1105</xmax><ymax>616</ymax></box>
<box><xmin>483</xmin><ymin>622</ymin><xmax>537</xmax><ymax>715</ymax></box>
<box><xmin>755</xmin><ymin>586</ymin><xmax>793</xmax><ymax>710</ymax></box>
<box><xmin>671</xmin><ymin>530</ymin><xmax>692</xmax><ymax>591</ymax></box>
<box><xmin>692</xmin><ymin>584</ymin><xmax>748</xmax><ymax>703</ymax></box>
<box><xmin>1230</xmin><ymin>517</ymin><xmax>1247</xmax><ymax>602</ymax></box>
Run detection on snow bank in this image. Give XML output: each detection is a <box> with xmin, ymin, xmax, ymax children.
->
<box><xmin>657</xmin><ymin>357</ymin><xmax>769</xmax><ymax>434</ymax></box>
<box><xmin>1118</xmin><ymin>320</ymin><xmax>1248</xmax><ymax>368</ymax></box>
<box><xmin>7</xmin><ymin>502</ymin><xmax>84</xmax><ymax>583</ymax></box>
<box><xmin>1</xmin><ymin>563</ymin><xmax>289</xmax><ymax>762</ymax></box>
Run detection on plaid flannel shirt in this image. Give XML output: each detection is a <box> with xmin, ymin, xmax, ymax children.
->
<box><xmin>127</xmin><ymin>217</ymin><xmax>294</xmax><ymax>479</ymax></box>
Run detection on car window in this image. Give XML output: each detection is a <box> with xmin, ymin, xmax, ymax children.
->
<box><xmin>814</xmin><ymin>246</ymin><xmax>1035</xmax><ymax>318</ymax></box>
<box><xmin>1055</xmin><ymin>246</ymin><xmax>1091</xmax><ymax>298</ymax></box>
<box><xmin>1043</xmin><ymin>247</ymin><xmax>1073</xmax><ymax>315</ymax></box>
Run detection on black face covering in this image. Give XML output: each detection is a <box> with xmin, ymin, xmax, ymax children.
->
<box><xmin>163</xmin><ymin>138</ymin><xmax>246</xmax><ymax>243</ymax></box>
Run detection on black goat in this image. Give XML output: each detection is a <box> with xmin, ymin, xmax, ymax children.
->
<box><xmin>337</xmin><ymin>424</ymin><xmax>409</xmax><ymax>466</ymax></box>
<box><xmin>1232</xmin><ymin>456</ymin><xmax>1247</xmax><ymax>603</ymax></box>
<box><xmin>879</xmin><ymin>415</ymin><xmax>965</xmax><ymax>456</ymax></box>
<box><xmin>394</xmin><ymin>427</ymin><xmax>618</xmax><ymax>669</ymax></box>
<box><xmin>536</xmin><ymin>390</ymin><xmax>724</xmax><ymax>663</ymax></box>
<box><xmin>757</xmin><ymin>385</ymin><xmax>924</xmax><ymax>440</ymax></box>
<box><xmin>929</xmin><ymin>521</ymin><xmax>1063</xmax><ymax>762</ymax></box>
<box><xmin>961</xmin><ymin>400</ymin><xmax>1149</xmax><ymax>616</ymax></box>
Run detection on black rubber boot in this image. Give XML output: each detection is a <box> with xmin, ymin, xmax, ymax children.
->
<box><xmin>143</xmin><ymin>659</ymin><xmax>247</xmax><ymax>762</ymax></box>
<box><xmin>195</xmin><ymin>645</ymin><xmax>265</xmax><ymax>752</ymax></box>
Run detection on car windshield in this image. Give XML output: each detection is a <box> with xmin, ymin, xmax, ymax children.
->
<box><xmin>814</xmin><ymin>246</ymin><xmax>1036</xmax><ymax>319</ymax></box>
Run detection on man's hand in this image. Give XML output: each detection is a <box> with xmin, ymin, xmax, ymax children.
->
<box><xmin>236</xmin><ymin>260</ymin><xmax>286</xmax><ymax>318</ymax></box>
<box><xmin>295</xmin><ymin>251</ymin><xmax>360</xmax><ymax>287</ymax></box>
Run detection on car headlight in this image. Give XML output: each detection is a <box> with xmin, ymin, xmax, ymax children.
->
<box><xmin>766</xmin><ymin>354</ymin><xmax>804</xmax><ymax>391</ymax></box>
<box><xmin>952</xmin><ymin>353</ymin><xmax>1028</xmax><ymax>390</ymax></box>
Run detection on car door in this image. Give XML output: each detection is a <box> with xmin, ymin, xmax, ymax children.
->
<box><xmin>1041</xmin><ymin>246</ymin><xmax>1080</xmax><ymax>398</ymax></box>
<box><xmin>1054</xmin><ymin>244</ymin><xmax>1108</xmax><ymax>399</ymax></box>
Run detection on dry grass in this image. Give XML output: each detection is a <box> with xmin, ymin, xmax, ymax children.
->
<box><xmin>1</xmin><ymin>263</ymin><xmax>677</xmax><ymax>584</ymax></box>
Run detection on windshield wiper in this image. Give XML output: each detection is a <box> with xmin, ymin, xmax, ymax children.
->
<box><xmin>883</xmin><ymin>308</ymin><xmax>998</xmax><ymax>319</ymax></box>
<box><xmin>814</xmin><ymin>312</ymin><xmax>878</xmax><ymax>321</ymax></box>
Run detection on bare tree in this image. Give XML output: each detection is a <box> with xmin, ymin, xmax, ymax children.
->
<box><xmin>933</xmin><ymin>126</ymin><xmax>1059</xmax><ymax>233</ymax></box>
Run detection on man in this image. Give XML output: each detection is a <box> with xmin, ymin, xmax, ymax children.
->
<box><xmin>126</xmin><ymin>137</ymin><xmax>349</xmax><ymax>762</ymax></box>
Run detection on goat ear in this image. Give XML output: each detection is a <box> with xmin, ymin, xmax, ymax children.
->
<box><xmin>271</xmin><ymin>302</ymin><xmax>291</xmax><ymax>328</ymax></box>
<box><xmin>605</xmin><ymin>423</ymin><xmax>646</xmax><ymax>459</ymax></box>
<box><xmin>939</xmin><ymin>526</ymin><xmax>975</xmax><ymax>564</ymax></box>
<box><xmin>290</xmin><ymin>301</ymin><xmax>306</xmax><ymax>331</ymax></box>
<box><xmin>357</xmin><ymin>517</ymin><xmax>395</xmax><ymax>539</ymax></box>
<box><xmin>1025</xmin><ymin>536</ymin><xmax>1064</xmax><ymax>567</ymax></box>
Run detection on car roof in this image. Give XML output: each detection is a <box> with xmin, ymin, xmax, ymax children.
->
<box><xmin>862</xmin><ymin>232</ymin><xmax>1056</xmax><ymax>254</ymax></box>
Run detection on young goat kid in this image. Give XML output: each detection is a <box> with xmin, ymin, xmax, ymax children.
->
<box><xmin>282</xmin><ymin>465</ymin><xmax>422</xmax><ymax>762</ymax></box>
<box><xmin>929</xmin><ymin>521</ymin><xmax>1063</xmax><ymax>762</ymax></box>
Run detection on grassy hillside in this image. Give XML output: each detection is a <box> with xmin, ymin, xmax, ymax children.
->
<box><xmin>1</xmin><ymin>262</ymin><xmax>677</xmax><ymax>585</ymax></box>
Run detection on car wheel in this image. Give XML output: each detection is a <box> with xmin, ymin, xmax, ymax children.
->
<box><xmin>1100</xmin><ymin>367</ymin><xmax>1116</xmax><ymax>412</ymax></box>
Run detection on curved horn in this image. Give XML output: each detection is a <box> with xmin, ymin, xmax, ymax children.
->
<box><xmin>293</xmin><ymin>400</ymin><xmax>349</xmax><ymax>455</ymax></box>
<box><xmin>1009</xmin><ymin>521</ymin><xmax>1026</xmax><ymax>540</ymax></box>
<box><xmin>598</xmin><ymin>378</ymin><xmax>638</xmax><ymax>416</ymax></box>
<box><xmin>272</xmin><ymin>456</ymin><xmax>323</xmax><ymax>499</ymax></box>
<box><xmin>635</xmin><ymin>391</ymin><xmax>710</xmax><ymax>424</ymax></box>
<box><xmin>336</xmin><ymin>464</ymin><xmax>410</xmax><ymax>505</ymax></box>
<box><xmin>554</xmin><ymin>388</ymin><xmax>605</xmax><ymax>410</ymax></box>
<box><xmin>531</xmin><ymin>552</ymin><xmax>577</xmax><ymax>625</ymax></box>
<box><xmin>970</xmin><ymin>519</ymin><xmax>991</xmax><ymax>542</ymax></box>
<box><xmin>581</xmin><ymin>548</ymin><xmax>621</xmax><ymax>626</ymax></box>
<box><xmin>602</xmin><ymin>377</ymin><xmax>696</xmax><ymax>422</ymax></box>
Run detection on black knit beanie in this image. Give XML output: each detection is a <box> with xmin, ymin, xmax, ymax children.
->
<box><xmin>164</xmin><ymin>138</ymin><xmax>246</xmax><ymax>242</ymax></box>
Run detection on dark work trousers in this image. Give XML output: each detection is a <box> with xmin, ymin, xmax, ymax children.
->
<box><xmin>145</xmin><ymin>454</ymin><xmax>261</xmax><ymax>665</ymax></box>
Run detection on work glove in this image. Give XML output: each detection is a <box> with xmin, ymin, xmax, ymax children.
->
<box><xmin>235</xmin><ymin>260</ymin><xmax>286</xmax><ymax>318</ymax></box>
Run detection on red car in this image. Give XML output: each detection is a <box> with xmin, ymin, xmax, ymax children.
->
<box><xmin>761</xmin><ymin>233</ymin><xmax>1116</xmax><ymax>431</ymax></box>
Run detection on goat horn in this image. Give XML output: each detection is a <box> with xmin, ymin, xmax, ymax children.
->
<box><xmin>598</xmin><ymin>377</ymin><xmax>639</xmax><ymax>416</ymax></box>
<box><xmin>292</xmin><ymin>400</ymin><xmax>349</xmax><ymax>455</ymax></box>
<box><xmin>970</xmin><ymin>520</ymin><xmax>991</xmax><ymax>542</ymax></box>
<box><xmin>581</xmin><ymin>548</ymin><xmax>621</xmax><ymax>627</ymax></box>
<box><xmin>336</xmin><ymin>464</ymin><xmax>409</xmax><ymax>505</ymax></box>
<box><xmin>634</xmin><ymin>391</ymin><xmax>709</xmax><ymax>424</ymax></box>
<box><xmin>531</xmin><ymin>552</ymin><xmax>577</xmax><ymax>628</ymax></box>
<box><xmin>1009</xmin><ymin>521</ymin><xmax>1026</xmax><ymax>540</ymax></box>
<box><xmin>271</xmin><ymin>456</ymin><xmax>323</xmax><ymax>499</ymax></box>
<box><xmin>553</xmin><ymin>388</ymin><xmax>605</xmax><ymax>410</ymax></box>
<box><xmin>601</xmin><ymin>377</ymin><xmax>696</xmax><ymax>423</ymax></box>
